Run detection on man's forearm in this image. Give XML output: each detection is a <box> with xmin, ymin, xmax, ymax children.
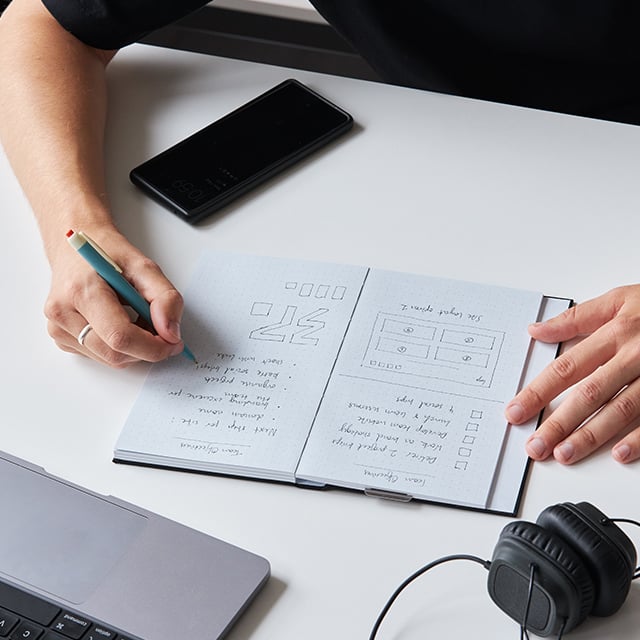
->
<box><xmin>0</xmin><ymin>0</ymin><xmax>117</xmax><ymax>264</ymax></box>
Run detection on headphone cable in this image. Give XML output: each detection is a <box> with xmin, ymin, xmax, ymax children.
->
<box><xmin>369</xmin><ymin>554</ymin><xmax>571</xmax><ymax>640</ymax></box>
<box><xmin>369</xmin><ymin>511</ymin><xmax>637</xmax><ymax>639</ymax></box>
<box><xmin>519</xmin><ymin>563</ymin><xmax>537</xmax><ymax>640</ymax></box>
<box><xmin>556</xmin><ymin>617</ymin><xmax>568</xmax><ymax>640</ymax></box>
<box><xmin>368</xmin><ymin>554</ymin><xmax>491</xmax><ymax>640</ymax></box>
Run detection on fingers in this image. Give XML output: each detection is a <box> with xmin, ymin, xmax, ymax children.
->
<box><xmin>525</xmin><ymin>364</ymin><xmax>640</xmax><ymax>464</ymax></box>
<box><xmin>612</xmin><ymin>424</ymin><xmax>640</xmax><ymax>463</ymax></box>
<box><xmin>46</xmin><ymin>294</ymin><xmax>137</xmax><ymax>367</ymax></box>
<box><xmin>49</xmin><ymin>315</ymin><xmax>138</xmax><ymax>367</ymax></box>
<box><xmin>145</xmin><ymin>283</ymin><xmax>185</xmax><ymax>345</ymax></box>
<box><xmin>506</xmin><ymin>286</ymin><xmax>640</xmax><ymax>425</ymax></box>
<box><xmin>504</xmin><ymin>284</ymin><xmax>640</xmax><ymax>466</ymax></box>
<box><xmin>527</xmin><ymin>287</ymin><xmax>625</xmax><ymax>344</ymax></box>
<box><xmin>46</xmin><ymin>232</ymin><xmax>186</xmax><ymax>367</ymax></box>
<box><xmin>119</xmin><ymin>255</ymin><xmax>185</xmax><ymax>346</ymax></box>
<box><xmin>46</xmin><ymin>280</ymin><xmax>182</xmax><ymax>367</ymax></box>
<box><xmin>505</xmin><ymin>323</ymin><xmax>619</xmax><ymax>425</ymax></box>
<box><xmin>78</xmin><ymin>282</ymin><xmax>184</xmax><ymax>365</ymax></box>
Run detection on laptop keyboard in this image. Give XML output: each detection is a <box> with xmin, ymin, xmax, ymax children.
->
<box><xmin>0</xmin><ymin>580</ymin><xmax>137</xmax><ymax>640</ymax></box>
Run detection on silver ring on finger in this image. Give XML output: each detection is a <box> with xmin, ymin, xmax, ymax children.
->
<box><xmin>77</xmin><ymin>323</ymin><xmax>93</xmax><ymax>346</ymax></box>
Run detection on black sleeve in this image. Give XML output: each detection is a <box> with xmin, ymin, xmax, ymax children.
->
<box><xmin>40</xmin><ymin>0</ymin><xmax>210</xmax><ymax>49</ymax></box>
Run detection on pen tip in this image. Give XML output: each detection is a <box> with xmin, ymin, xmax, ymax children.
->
<box><xmin>181</xmin><ymin>345</ymin><xmax>198</xmax><ymax>364</ymax></box>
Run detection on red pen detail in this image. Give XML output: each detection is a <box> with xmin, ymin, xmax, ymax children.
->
<box><xmin>66</xmin><ymin>229</ymin><xmax>74</xmax><ymax>237</ymax></box>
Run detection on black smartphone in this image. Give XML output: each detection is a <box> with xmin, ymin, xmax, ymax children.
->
<box><xmin>129</xmin><ymin>79</ymin><xmax>353</xmax><ymax>224</ymax></box>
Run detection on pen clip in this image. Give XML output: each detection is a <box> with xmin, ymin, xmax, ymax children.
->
<box><xmin>77</xmin><ymin>231</ymin><xmax>123</xmax><ymax>273</ymax></box>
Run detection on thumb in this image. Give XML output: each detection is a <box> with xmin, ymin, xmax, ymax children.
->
<box><xmin>149</xmin><ymin>288</ymin><xmax>185</xmax><ymax>345</ymax></box>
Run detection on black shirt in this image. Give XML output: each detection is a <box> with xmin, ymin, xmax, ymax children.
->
<box><xmin>40</xmin><ymin>0</ymin><xmax>640</xmax><ymax>123</ymax></box>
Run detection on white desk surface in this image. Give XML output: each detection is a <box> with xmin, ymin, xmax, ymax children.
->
<box><xmin>2</xmin><ymin>43</ymin><xmax>640</xmax><ymax>639</ymax></box>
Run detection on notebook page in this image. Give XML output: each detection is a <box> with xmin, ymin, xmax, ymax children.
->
<box><xmin>296</xmin><ymin>269</ymin><xmax>543</xmax><ymax>507</ymax></box>
<box><xmin>115</xmin><ymin>252</ymin><xmax>367</xmax><ymax>481</ymax></box>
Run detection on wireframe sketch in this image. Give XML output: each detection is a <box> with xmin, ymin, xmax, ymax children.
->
<box><xmin>247</xmin><ymin>279</ymin><xmax>350</xmax><ymax>347</ymax></box>
<box><xmin>362</xmin><ymin>313</ymin><xmax>505</xmax><ymax>387</ymax></box>
<box><xmin>454</xmin><ymin>409</ymin><xmax>485</xmax><ymax>471</ymax></box>
<box><xmin>249</xmin><ymin>305</ymin><xmax>329</xmax><ymax>345</ymax></box>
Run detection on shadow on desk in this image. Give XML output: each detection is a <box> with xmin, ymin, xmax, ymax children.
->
<box><xmin>230</xmin><ymin>573</ymin><xmax>640</xmax><ymax>638</ymax></box>
<box><xmin>228</xmin><ymin>576</ymin><xmax>286</xmax><ymax>639</ymax></box>
<box><xmin>573</xmin><ymin>583</ymin><xmax>640</xmax><ymax>639</ymax></box>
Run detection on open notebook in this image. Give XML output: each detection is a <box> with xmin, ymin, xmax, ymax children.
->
<box><xmin>115</xmin><ymin>251</ymin><xmax>571</xmax><ymax>515</ymax></box>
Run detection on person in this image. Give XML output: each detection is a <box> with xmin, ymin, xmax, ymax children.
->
<box><xmin>1</xmin><ymin>0</ymin><xmax>639</xmax><ymax>467</ymax></box>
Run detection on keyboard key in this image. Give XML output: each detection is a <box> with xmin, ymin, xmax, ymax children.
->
<box><xmin>50</xmin><ymin>613</ymin><xmax>90</xmax><ymax>639</ymax></box>
<box><xmin>85</xmin><ymin>626</ymin><xmax>118</xmax><ymax>640</ymax></box>
<box><xmin>8</xmin><ymin>620</ymin><xmax>43</xmax><ymax>639</ymax></box>
<box><xmin>0</xmin><ymin>584</ymin><xmax>59</xmax><ymax>626</ymax></box>
<box><xmin>0</xmin><ymin>609</ymin><xmax>19</xmax><ymax>637</ymax></box>
<box><xmin>0</xmin><ymin>581</ymin><xmax>139</xmax><ymax>640</ymax></box>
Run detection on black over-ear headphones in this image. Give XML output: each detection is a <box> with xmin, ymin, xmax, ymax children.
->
<box><xmin>369</xmin><ymin>502</ymin><xmax>639</xmax><ymax>639</ymax></box>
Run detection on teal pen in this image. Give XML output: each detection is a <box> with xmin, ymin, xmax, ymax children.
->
<box><xmin>66</xmin><ymin>229</ymin><xmax>197</xmax><ymax>363</ymax></box>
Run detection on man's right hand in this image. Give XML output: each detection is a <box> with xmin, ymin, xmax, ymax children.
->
<box><xmin>45</xmin><ymin>226</ymin><xmax>187</xmax><ymax>367</ymax></box>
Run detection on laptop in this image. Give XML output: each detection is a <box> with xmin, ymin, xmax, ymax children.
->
<box><xmin>0</xmin><ymin>450</ymin><xmax>270</xmax><ymax>640</ymax></box>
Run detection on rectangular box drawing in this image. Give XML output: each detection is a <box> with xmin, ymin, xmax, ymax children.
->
<box><xmin>376</xmin><ymin>336</ymin><xmax>430</xmax><ymax>359</ymax></box>
<box><xmin>381</xmin><ymin>318</ymin><xmax>437</xmax><ymax>341</ymax></box>
<box><xmin>332</xmin><ymin>286</ymin><xmax>347</xmax><ymax>300</ymax></box>
<box><xmin>362</xmin><ymin>312</ymin><xmax>505</xmax><ymax>388</ymax></box>
<box><xmin>250</xmin><ymin>301</ymin><xmax>272</xmax><ymax>317</ymax></box>
<box><xmin>441</xmin><ymin>329</ymin><xmax>496</xmax><ymax>350</ymax></box>
<box><xmin>434</xmin><ymin>347</ymin><xmax>491</xmax><ymax>368</ymax></box>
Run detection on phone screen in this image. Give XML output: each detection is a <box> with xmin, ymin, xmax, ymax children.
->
<box><xmin>130</xmin><ymin>79</ymin><xmax>353</xmax><ymax>223</ymax></box>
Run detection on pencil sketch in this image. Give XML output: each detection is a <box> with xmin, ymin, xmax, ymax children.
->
<box><xmin>249</xmin><ymin>304</ymin><xmax>329</xmax><ymax>346</ymax></box>
<box><xmin>284</xmin><ymin>281</ymin><xmax>348</xmax><ymax>300</ymax></box>
<box><xmin>250</xmin><ymin>302</ymin><xmax>272</xmax><ymax>317</ymax></box>
<box><xmin>362</xmin><ymin>312</ymin><xmax>505</xmax><ymax>388</ymax></box>
<box><xmin>247</xmin><ymin>279</ymin><xmax>350</xmax><ymax>346</ymax></box>
<box><xmin>454</xmin><ymin>409</ymin><xmax>485</xmax><ymax>471</ymax></box>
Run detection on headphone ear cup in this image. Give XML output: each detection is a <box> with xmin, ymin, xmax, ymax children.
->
<box><xmin>487</xmin><ymin>521</ymin><xmax>595</xmax><ymax>637</ymax></box>
<box><xmin>537</xmin><ymin>502</ymin><xmax>637</xmax><ymax>617</ymax></box>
